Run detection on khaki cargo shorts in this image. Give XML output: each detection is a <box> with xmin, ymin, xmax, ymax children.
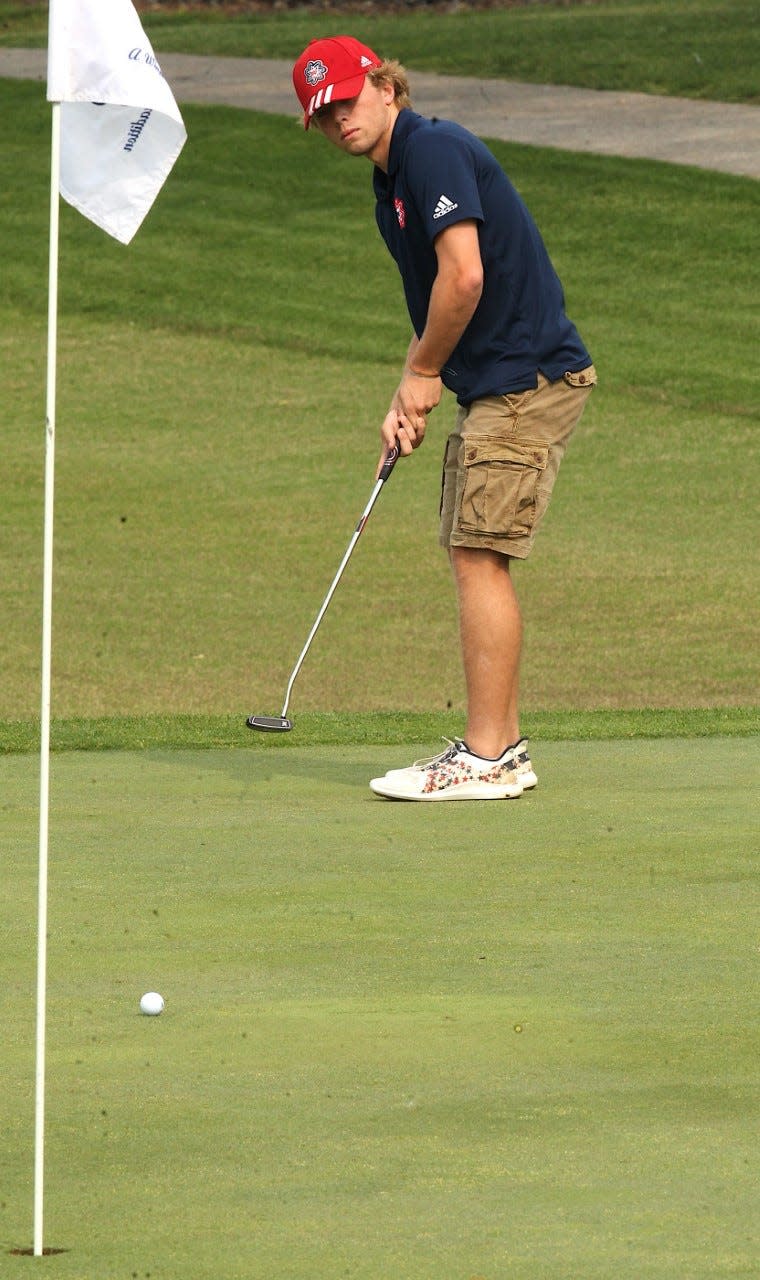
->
<box><xmin>439</xmin><ymin>365</ymin><xmax>597</xmax><ymax>559</ymax></box>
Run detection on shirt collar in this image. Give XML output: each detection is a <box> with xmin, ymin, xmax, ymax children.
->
<box><xmin>387</xmin><ymin>108</ymin><xmax>425</xmax><ymax>177</ymax></box>
<box><xmin>373</xmin><ymin>109</ymin><xmax>425</xmax><ymax>197</ymax></box>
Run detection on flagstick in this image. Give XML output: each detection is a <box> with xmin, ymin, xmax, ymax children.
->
<box><xmin>34</xmin><ymin>98</ymin><xmax>61</xmax><ymax>1261</ymax></box>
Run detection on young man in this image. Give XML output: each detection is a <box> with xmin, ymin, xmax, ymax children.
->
<box><xmin>292</xmin><ymin>36</ymin><xmax>597</xmax><ymax>802</ymax></box>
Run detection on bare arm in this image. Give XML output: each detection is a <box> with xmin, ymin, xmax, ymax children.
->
<box><xmin>380</xmin><ymin>219</ymin><xmax>484</xmax><ymax>461</ymax></box>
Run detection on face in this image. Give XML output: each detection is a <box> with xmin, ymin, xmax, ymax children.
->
<box><xmin>314</xmin><ymin>75</ymin><xmax>398</xmax><ymax>169</ymax></box>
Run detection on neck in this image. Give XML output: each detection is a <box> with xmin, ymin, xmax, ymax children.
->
<box><xmin>367</xmin><ymin>104</ymin><xmax>400</xmax><ymax>173</ymax></box>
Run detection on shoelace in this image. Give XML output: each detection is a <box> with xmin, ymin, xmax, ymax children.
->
<box><xmin>411</xmin><ymin>738</ymin><xmax>466</xmax><ymax>770</ymax></box>
<box><xmin>411</xmin><ymin>738</ymin><xmax>523</xmax><ymax>771</ymax></box>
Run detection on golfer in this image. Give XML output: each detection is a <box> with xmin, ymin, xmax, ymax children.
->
<box><xmin>292</xmin><ymin>36</ymin><xmax>597</xmax><ymax>801</ymax></box>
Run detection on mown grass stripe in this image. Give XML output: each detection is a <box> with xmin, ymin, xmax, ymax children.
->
<box><xmin>1</xmin><ymin>707</ymin><xmax>757</xmax><ymax>755</ymax></box>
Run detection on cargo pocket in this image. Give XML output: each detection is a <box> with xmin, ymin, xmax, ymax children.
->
<box><xmin>457</xmin><ymin>435</ymin><xmax>549</xmax><ymax>538</ymax></box>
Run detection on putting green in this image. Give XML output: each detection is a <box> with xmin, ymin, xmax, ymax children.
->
<box><xmin>2</xmin><ymin>738</ymin><xmax>757</xmax><ymax>1277</ymax></box>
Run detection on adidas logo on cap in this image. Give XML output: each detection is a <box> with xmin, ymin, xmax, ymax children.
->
<box><xmin>433</xmin><ymin>194</ymin><xmax>459</xmax><ymax>220</ymax></box>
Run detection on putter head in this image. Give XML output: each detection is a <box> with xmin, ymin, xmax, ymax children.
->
<box><xmin>246</xmin><ymin>715</ymin><xmax>293</xmax><ymax>733</ymax></box>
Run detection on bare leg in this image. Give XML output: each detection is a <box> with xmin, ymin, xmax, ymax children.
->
<box><xmin>450</xmin><ymin>546</ymin><xmax>522</xmax><ymax>757</ymax></box>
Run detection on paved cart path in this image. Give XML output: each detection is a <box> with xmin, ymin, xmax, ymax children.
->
<box><xmin>2</xmin><ymin>47</ymin><xmax>758</xmax><ymax>179</ymax></box>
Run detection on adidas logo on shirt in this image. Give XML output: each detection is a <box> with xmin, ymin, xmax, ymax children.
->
<box><xmin>433</xmin><ymin>194</ymin><xmax>459</xmax><ymax>220</ymax></box>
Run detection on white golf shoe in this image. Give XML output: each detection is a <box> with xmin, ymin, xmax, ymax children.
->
<box><xmin>369</xmin><ymin>739</ymin><xmax>524</xmax><ymax>802</ymax></box>
<box><xmin>509</xmin><ymin>738</ymin><xmax>538</xmax><ymax>790</ymax></box>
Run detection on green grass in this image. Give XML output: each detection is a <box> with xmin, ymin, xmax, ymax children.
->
<box><xmin>2</xmin><ymin>737</ymin><xmax>758</xmax><ymax>1276</ymax></box>
<box><xmin>1</xmin><ymin>79</ymin><xmax>758</xmax><ymax>724</ymax></box>
<box><xmin>1</xmin><ymin>707</ymin><xmax>758</xmax><ymax>755</ymax></box>
<box><xmin>2</xmin><ymin>0</ymin><xmax>759</xmax><ymax>102</ymax></box>
<box><xmin>1</xmin><ymin>26</ymin><xmax>758</xmax><ymax>1276</ymax></box>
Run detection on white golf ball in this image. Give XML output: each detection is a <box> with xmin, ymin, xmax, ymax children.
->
<box><xmin>139</xmin><ymin>991</ymin><xmax>165</xmax><ymax>1016</ymax></box>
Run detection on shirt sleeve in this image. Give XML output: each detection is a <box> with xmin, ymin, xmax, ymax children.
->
<box><xmin>404</xmin><ymin>127</ymin><xmax>484</xmax><ymax>243</ymax></box>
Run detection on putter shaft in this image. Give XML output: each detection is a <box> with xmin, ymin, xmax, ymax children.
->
<box><xmin>247</xmin><ymin>445</ymin><xmax>399</xmax><ymax>731</ymax></box>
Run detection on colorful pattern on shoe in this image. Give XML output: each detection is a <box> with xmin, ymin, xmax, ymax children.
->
<box><xmin>506</xmin><ymin>738</ymin><xmax>538</xmax><ymax>790</ymax></box>
<box><xmin>369</xmin><ymin>739</ymin><xmax>523</xmax><ymax>802</ymax></box>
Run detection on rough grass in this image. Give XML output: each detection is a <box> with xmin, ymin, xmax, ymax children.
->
<box><xmin>3</xmin><ymin>0</ymin><xmax>759</xmax><ymax>102</ymax></box>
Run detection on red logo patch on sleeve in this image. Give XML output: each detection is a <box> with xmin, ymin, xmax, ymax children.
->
<box><xmin>394</xmin><ymin>198</ymin><xmax>406</xmax><ymax>229</ymax></box>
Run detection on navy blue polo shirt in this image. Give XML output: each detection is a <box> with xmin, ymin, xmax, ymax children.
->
<box><xmin>373</xmin><ymin>110</ymin><xmax>591</xmax><ymax>405</ymax></box>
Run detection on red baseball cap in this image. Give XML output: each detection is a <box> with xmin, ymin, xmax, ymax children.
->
<box><xmin>292</xmin><ymin>35</ymin><xmax>382</xmax><ymax>129</ymax></box>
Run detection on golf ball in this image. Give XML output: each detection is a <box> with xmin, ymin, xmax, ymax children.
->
<box><xmin>139</xmin><ymin>991</ymin><xmax>165</xmax><ymax>1017</ymax></box>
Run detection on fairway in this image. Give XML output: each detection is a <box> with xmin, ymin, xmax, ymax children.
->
<box><xmin>2</xmin><ymin>79</ymin><xmax>758</xmax><ymax>722</ymax></box>
<box><xmin>3</xmin><ymin>737</ymin><xmax>757</xmax><ymax>1277</ymax></box>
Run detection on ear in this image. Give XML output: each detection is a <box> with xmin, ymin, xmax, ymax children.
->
<box><xmin>380</xmin><ymin>77</ymin><xmax>396</xmax><ymax>107</ymax></box>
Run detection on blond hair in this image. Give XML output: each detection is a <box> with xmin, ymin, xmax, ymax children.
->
<box><xmin>368</xmin><ymin>60</ymin><xmax>412</xmax><ymax>110</ymax></box>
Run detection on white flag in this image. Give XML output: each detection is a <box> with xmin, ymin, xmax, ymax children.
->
<box><xmin>47</xmin><ymin>0</ymin><xmax>187</xmax><ymax>244</ymax></box>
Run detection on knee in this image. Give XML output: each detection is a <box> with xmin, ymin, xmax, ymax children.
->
<box><xmin>450</xmin><ymin>545</ymin><xmax>511</xmax><ymax>583</ymax></box>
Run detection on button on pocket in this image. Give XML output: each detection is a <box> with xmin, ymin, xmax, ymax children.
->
<box><xmin>564</xmin><ymin>364</ymin><xmax>597</xmax><ymax>388</ymax></box>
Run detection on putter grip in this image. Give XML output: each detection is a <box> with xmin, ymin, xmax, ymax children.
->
<box><xmin>378</xmin><ymin>444</ymin><xmax>400</xmax><ymax>482</ymax></box>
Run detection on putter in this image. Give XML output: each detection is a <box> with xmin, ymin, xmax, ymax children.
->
<box><xmin>246</xmin><ymin>444</ymin><xmax>400</xmax><ymax>733</ymax></box>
